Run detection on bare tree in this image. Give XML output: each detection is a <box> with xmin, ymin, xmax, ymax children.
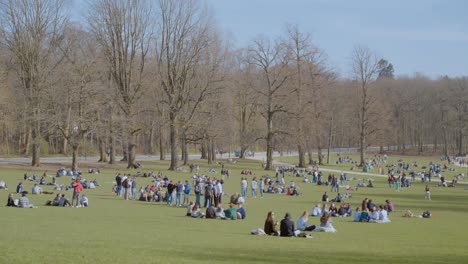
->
<box><xmin>351</xmin><ymin>46</ymin><xmax>380</xmax><ymax>166</ymax></box>
<box><xmin>0</xmin><ymin>0</ymin><xmax>68</xmax><ymax>166</ymax></box>
<box><xmin>52</xmin><ymin>25</ymin><xmax>99</xmax><ymax>170</ymax></box>
<box><xmin>88</xmin><ymin>0</ymin><xmax>152</xmax><ymax>168</ymax></box>
<box><xmin>155</xmin><ymin>0</ymin><xmax>223</xmax><ymax>170</ymax></box>
<box><xmin>248</xmin><ymin>36</ymin><xmax>292</xmax><ymax>170</ymax></box>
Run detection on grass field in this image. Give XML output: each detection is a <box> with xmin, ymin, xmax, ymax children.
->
<box><xmin>0</xmin><ymin>156</ymin><xmax>467</xmax><ymax>264</ymax></box>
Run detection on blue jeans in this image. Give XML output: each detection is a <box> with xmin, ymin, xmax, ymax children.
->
<box><xmin>176</xmin><ymin>193</ymin><xmax>182</xmax><ymax>206</ymax></box>
<box><xmin>195</xmin><ymin>193</ymin><xmax>201</xmax><ymax>207</ymax></box>
<box><xmin>131</xmin><ymin>188</ymin><xmax>136</xmax><ymax>200</ymax></box>
<box><xmin>167</xmin><ymin>192</ymin><xmax>173</xmax><ymax>205</ymax></box>
<box><xmin>260</xmin><ymin>188</ymin><xmax>264</xmax><ymax>197</ymax></box>
<box><xmin>116</xmin><ymin>185</ymin><xmax>122</xmax><ymax>196</ymax></box>
<box><xmin>251</xmin><ymin>189</ymin><xmax>257</xmax><ymax>198</ymax></box>
<box><xmin>241</xmin><ymin>188</ymin><xmax>247</xmax><ymax>198</ymax></box>
<box><xmin>204</xmin><ymin>195</ymin><xmax>211</xmax><ymax>208</ymax></box>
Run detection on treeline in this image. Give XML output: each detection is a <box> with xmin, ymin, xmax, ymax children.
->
<box><xmin>0</xmin><ymin>0</ymin><xmax>466</xmax><ymax>170</ymax></box>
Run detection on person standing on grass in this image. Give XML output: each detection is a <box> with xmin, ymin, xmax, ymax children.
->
<box><xmin>251</xmin><ymin>177</ymin><xmax>258</xmax><ymax>198</ymax></box>
<box><xmin>176</xmin><ymin>181</ymin><xmax>183</xmax><ymax>206</ymax></box>
<box><xmin>166</xmin><ymin>181</ymin><xmax>175</xmax><ymax>206</ymax></box>
<box><xmin>71</xmin><ymin>179</ymin><xmax>83</xmax><ymax>207</ymax></box>
<box><xmin>425</xmin><ymin>185</ymin><xmax>431</xmax><ymax>200</ymax></box>
<box><xmin>131</xmin><ymin>178</ymin><xmax>137</xmax><ymax>200</ymax></box>
<box><xmin>240</xmin><ymin>177</ymin><xmax>248</xmax><ymax>198</ymax></box>
<box><xmin>204</xmin><ymin>181</ymin><xmax>212</xmax><ymax>208</ymax></box>
<box><xmin>215</xmin><ymin>180</ymin><xmax>223</xmax><ymax>206</ymax></box>
<box><xmin>183</xmin><ymin>180</ymin><xmax>190</xmax><ymax>206</ymax></box>
<box><xmin>194</xmin><ymin>180</ymin><xmax>201</xmax><ymax>207</ymax></box>
<box><xmin>115</xmin><ymin>173</ymin><xmax>122</xmax><ymax>196</ymax></box>
<box><xmin>259</xmin><ymin>177</ymin><xmax>264</xmax><ymax>198</ymax></box>
<box><xmin>395</xmin><ymin>176</ymin><xmax>401</xmax><ymax>192</ymax></box>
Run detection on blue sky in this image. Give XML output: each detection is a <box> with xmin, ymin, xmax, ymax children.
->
<box><xmin>206</xmin><ymin>0</ymin><xmax>468</xmax><ymax>78</ymax></box>
<box><xmin>71</xmin><ymin>0</ymin><xmax>468</xmax><ymax>78</ymax></box>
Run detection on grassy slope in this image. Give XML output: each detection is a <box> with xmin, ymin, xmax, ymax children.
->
<box><xmin>0</xmin><ymin>157</ymin><xmax>467</xmax><ymax>264</ymax></box>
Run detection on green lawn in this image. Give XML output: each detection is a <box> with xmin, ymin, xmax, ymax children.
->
<box><xmin>0</xmin><ymin>157</ymin><xmax>467</xmax><ymax>264</ymax></box>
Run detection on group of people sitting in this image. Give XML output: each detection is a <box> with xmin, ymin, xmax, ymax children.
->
<box><xmin>254</xmin><ymin>210</ymin><xmax>336</xmax><ymax>237</ymax></box>
<box><xmin>352</xmin><ymin>198</ymin><xmax>393</xmax><ymax>223</ymax></box>
<box><xmin>186</xmin><ymin>202</ymin><xmax>246</xmax><ymax>220</ymax></box>
<box><xmin>45</xmin><ymin>193</ymin><xmax>89</xmax><ymax>207</ymax></box>
<box><xmin>6</xmin><ymin>193</ymin><xmax>36</xmax><ymax>208</ymax></box>
<box><xmin>353</xmin><ymin>206</ymin><xmax>391</xmax><ymax>223</ymax></box>
<box><xmin>310</xmin><ymin>203</ymin><xmax>353</xmax><ymax>217</ymax></box>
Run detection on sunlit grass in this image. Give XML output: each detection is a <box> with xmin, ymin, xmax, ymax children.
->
<box><xmin>0</xmin><ymin>156</ymin><xmax>467</xmax><ymax>264</ymax></box>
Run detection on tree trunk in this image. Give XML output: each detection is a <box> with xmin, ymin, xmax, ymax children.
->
<box><xmin>307</xmin><ymin>149</ymin><xmax>313</xmax><ymax>165</ymax></box>
<box><xmin>98</xmin><ymin>137</ymin><xmax>108</xmax><ymax>162</ymax></box>
<box><xmin>317</xmin><ymin>146</ymin><xmax>323</xmax><ymax>165</ymax></box>
<box><xmin>211</xmin><ymin>138</ymin><xmax>216</xmax><ymax>161</ymax></box>
<box><xmin>207</xmin><ymin>137</ymin><xmax>213</xmax><ymax>164</ymax></box>
<box><xmin>240</xmin><ymin>145</ymin><xmax>247</xmax><ymax>159</ymax></box>
<box><xmin>108</xmin><ymin>113</ymin><xmax>115</xmax><ymax>164</ymax></box>
<box><xmin>265</xmin><ymin>116</ymin><xmax>273</xmax><ymax>170</ymax></box>
<box><xmin>159</xmin><ymin>125</ymin><xmax>165</xmax><ymax>160</ymax></box>
<box><xmin>200</xmin><ymin>136</ymin><xmax>207</xmax><ymax>159</ymax></box>
<box><xmin>71</xmin><ymin>145</ymin><xmax>79</xmax><ymax>171</ymax></box>
<box><xmin>327</xmin><ymin>117</ymin><xmax>334</xmax><ymax>164</ymax></box>
<box><xmin>148</xmin><ymin>123</ymin><xmax>154</xmax><ymax>155</ymax></box>
<box><xmin>168</xmin><ymin>113</ymin><xmax>178</xmax><ymax>170</ymax></box>
<box><xmin>31</xmin><ymin>118</ymin><xmax>40</xmax><ymax>167</ymax></box>
<box><xmin>297</xmin><ymin>144</ymin><xmax>305</xmax><ymax>168</ymax></box>
<box><xmin>181</xmin><ymin>131</ymin><xmax>188</xmax><ymax>165</ymax></box>
<box><xmin>127</xmin><ymin>133</ymin><xmax>137</xmax><ymax>169</ymax></box>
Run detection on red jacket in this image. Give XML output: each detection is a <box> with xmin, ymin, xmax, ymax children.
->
<box><xmin>73</xmin><ymin>182</ymin><xmax>83</xmax><ymax>193</ymax></box>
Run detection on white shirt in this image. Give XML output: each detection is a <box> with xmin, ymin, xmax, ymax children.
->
<box><xmin>216</xmin><ymin>182</ymin><xmax>223</xmax><ymax>195</ymax></box>
<box><xmin>81</xmin><ymin>196</ymin><xmax>89</xmax><ymax>205</ymax></box>
<box><xmin>241</xmin><ymin>179</ymin><xmax>247</xmax><ymax>188</ymax></box>
<box><xmin>251</xmin><ymin>180</ymin><xmax>257</xmax><ymax>189</ymax></box>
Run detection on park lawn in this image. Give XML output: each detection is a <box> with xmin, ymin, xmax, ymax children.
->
<box><xmin>0</xmin><ymin>157</ymin><xmax>467</xmax><ymax>264</ymax></box>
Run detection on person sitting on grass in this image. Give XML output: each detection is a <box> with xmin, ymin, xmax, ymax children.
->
<box><xmin>296</xmin><ymin>211</ymin><xmax>316</xmax><ymax>231</ymax></box>
<box><xmin>353</xmin><ymin>207</ymin><xmax>361</xmax><ymax>222</ymax></box>
<box><xmin>58</xmin><ymin>194</ymin><xmax>71</xmax><ymax>207</ymax></box>
<box><xmin>237</xmin><ymin>203</ymin><xmax>246</xmax><ymax>220</ymax></box>
<box><xmin>186</xmin><ymin>202</ymin><xmax>194</xmax><ymax>216</ymax></box>
<box><xmin>18</xmin><ymin>193</ymin><xmax>36</xmax><ymax>208</ymax></box>
<box><xmin>205</xmin><ymin>205</ymin><xmax>217</xmax><ymax>219</ymax></box>
<box><xmin>359</xmin><ymin>208</ymin><xmax>370</xmax><ymax>222</ymax></box>
<box><xmin>329</xmin><ymin>203</ymin><xmax>338</xmax><ymax>217</ymax></box>
<box><xmin>79</xmin><ymin>195</ymin><xmax>89</xmax><ymax>207</ymax></box>
<box><xmin>224</xmin><ymin>203</ymin><xmax>238</xmax><ymax>220</ymax></box>
<box><xmin>379</xmin><ymin>205</ymin><xmax>391</xmax><ymax>223</ymax></box>
<box><xmin>6</xmin><ymin>193</ymin><xmax>17</xmax><ymax>207</ymax></box>
<box><xmin>314</xmin><ymin>212</ymin><xmax>336</xmax><ymax>232</ymax></box>
<box><xmin>215</xmin><ymin>204</ymin><xmax>226</xmax><ymax>219</ymax></box>
<box><xmin>369</xmin><ymin>207</ymin><xmax>380</xmax><ymax>222</ymax></box>
<box><xmin>191</xmin><ymin>204</ymin><xmax>205</xmax><ymax>218</ymax></box>
<box><xmin>46</xmin><ymin>194</ymin><xmax>61</xmax><ymax>206</ymax></box>
<box><xmin>32</xmin><ymin>184</ymin><xmax>42</xmax><ymax>195</ymax></box>
<box><xmin>264</xmin><ymin>211</ymin><xmax>279</xmax><ymax>236</ymax></box>
<box><xmin>280</xmin><ymin>212</ymin><xmax>295</xmax><ymax>237</ymax></box>
<box><xmin>310</xmin><ymin>204</ymin><xmax>322</xmax><ymax>217</ymax></box>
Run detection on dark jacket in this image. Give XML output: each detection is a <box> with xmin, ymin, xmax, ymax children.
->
<box><xmin>280</xmin><ymin>218</ymin><xmax>295</xmax><ymax>237</ymax></box>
